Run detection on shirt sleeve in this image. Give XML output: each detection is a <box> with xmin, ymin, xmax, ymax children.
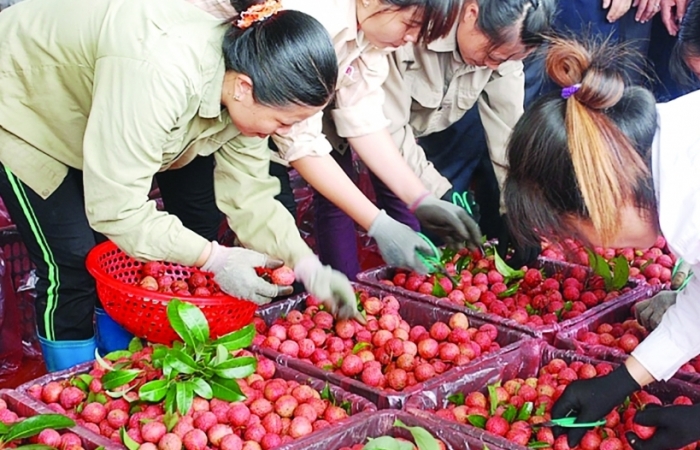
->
<box><xmin>82</xmin><ymin>56</ymin><xmax>209</xmax><ymax>266</ymax></box>
<box><xmin>214</xmin><ymin>135</ymin><xmax>314</xmax><ymax>267</ymax></box>
<box><xmin>331</xmin><ymin>49</ymin><xmax>392</xmax><ymax>138</ymax></box>
<box><xmin>477</xmin><ymin>60</ymin><xmax>525</xmax><ymax>212</ymax></box>
<box><xmin>392</xmin><ymin>125</ymin><xmax>452</xmax><ymax>198</ymax></box>
<box><xmin>632</xmin><ymin>269</ymin><xmax>700</xmax><ymax>381</ymax></box>
<box><xmin>270</xmin><ymin>110</ymin><xmax>333</xmax><ymax>162</ymax></box>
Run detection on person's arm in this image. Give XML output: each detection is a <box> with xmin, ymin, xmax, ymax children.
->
<box><xmin>82</xmin><ymin>56</ymin><xmax>209</xmax><ymax>267</ymax></box>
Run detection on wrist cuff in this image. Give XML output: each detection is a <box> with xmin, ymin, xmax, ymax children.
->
<box><xmin>201</xmin><ymin>241</ymin><xmax>223</xmax><ymax>273</ymax></box>
<box><xmin>408</xmin><ymin>191</ymin><xmax>431</xmax><ymax>213</ymax></box>
<box><xmin>294</xmin><ymin>255</ymin><xmax>322</xmax><ymax>282</ymax></box>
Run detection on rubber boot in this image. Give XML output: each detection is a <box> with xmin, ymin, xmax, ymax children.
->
<box><xmin>95</xmin><ymin>308</ymin><xmax>134</xmax><ymax>354</ymax></box>
<box><xmin>39</xmin><ymin>336</ymin><xmax>97</xmax><ymax>372</ymax></box>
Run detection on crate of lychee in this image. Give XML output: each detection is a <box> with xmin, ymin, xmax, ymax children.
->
<box><xmin>18</xmin><ymin>299</ymin><xmax>376</xmax><ymax>450</ymax></box>
<box><xmin>251</xmin><ymin>283</ymin><xmax>534</xmax><ymax>410</ymax></box>
<box><xmin>356</xmin><ymin>246</ymin><xmax>646</xmax><ymax>342</ymax></box>
<box><xmin>540</xmin><ymin>236</ymin><xmax>677</xmax><ymax>290</ymax></box>
<box><xmin>552</xmin><ymin>286</ymin><xmax>700</xmax><ymax>385</ymax></box>
<box><xmin>85</xmin><ymin>240</ymin><xmax>267</xmax><ymax>344</ymax></box>
<box><xmin>0</xmin><ymin>388</ymin><xmax>123</xmax><ymax>450</ymax></box>
<box><xmin>276</xmin><ymin>409</ymin><xmax>503</xmax><ymax>450</ymax></box>
<box><xmin>403</xmin><ymin>339</ymin><xmax>700</xmax><ymax>450</ymax></box>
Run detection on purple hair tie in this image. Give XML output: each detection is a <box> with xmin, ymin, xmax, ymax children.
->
<box><xmin>561</xmin><ymin>84</ymin><xmax>581</xmax><ymax>99</ymax></box>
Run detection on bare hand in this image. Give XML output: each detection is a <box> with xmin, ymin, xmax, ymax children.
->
<box><xmin>634</xmin><ymin>0</ymin><xmax>662</xmax><ymax>22</ymax></box>
<box><xmin>604</xmin><ymin>0</ymin><xmax>634</xmax><ymax>22</ymax></box>
<box><xmin>660</xmin><ymin>0</ymin><xmax>689</xmax><ymax>35</ymax></box>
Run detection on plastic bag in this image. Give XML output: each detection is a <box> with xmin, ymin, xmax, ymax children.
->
<box><xmin>17</xmin><ymin>270</ymin><xmax>41</xmax><ymax>357</ymax></box>
<box><xmin>0</xmin><ymin>249</ymin><xmax>23</xmax><ymax>376</ymax></box>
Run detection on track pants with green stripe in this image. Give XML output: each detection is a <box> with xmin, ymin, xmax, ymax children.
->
<box><xmin>0</xmin><ymin>156</ymin><xmax>221</xmax><ymax>342</ymax></box>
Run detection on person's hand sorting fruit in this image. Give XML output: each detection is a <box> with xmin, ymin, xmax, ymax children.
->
<box><xmin>626</xmin><ymin>402</ymin><xmax>700</xmax><ymax>450</ymax></box>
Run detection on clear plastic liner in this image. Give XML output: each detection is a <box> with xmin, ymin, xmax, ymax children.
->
<box><xmin>356</xmin><ymin>259</ymin><xmax>648</xmax><ymax>343</ymax></box>
<box><xmin>253</xmin><ymin>283</ymin><xmax>535</xmax><ymax>409</ymax></box>
<box><xmin>403</xmin><ymin>340</ymin><xmax>700</xmax><ymax>450</ymax></box>
<box><xmin>276</xmin><ymin>409</ymin><xmax>504</xmax><ymax>450</ymax></box>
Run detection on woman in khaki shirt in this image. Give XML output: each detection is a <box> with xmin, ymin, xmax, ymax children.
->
<box><xmin>192</xmin><ymin>0</ymin><xmax>479</xmax><ymax>280</ymax></box>
<box><xmin>0</xmin><ymin>0</ymin><xmax>360</xmax><ymax>371</ymax></box>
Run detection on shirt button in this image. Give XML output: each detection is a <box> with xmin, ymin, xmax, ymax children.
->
<box><xmin>42</xmin><ymin>189</ymin><xmax>49</xmax><ymax>197</ymax></box>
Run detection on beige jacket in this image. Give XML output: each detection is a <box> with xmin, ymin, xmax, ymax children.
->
<box><xmin>0</xmin><ymin>0</ymin><xmax>313</xmax><ymax>267</ymax></box>
<box><xmin>383</xmin><ymin>24</ymin><xmax>525</xmax><ymax>202</ymax></box>
<box><xmin>186</xmin><ymin>0</ymin><xmax>393</xmax><ymax>164</ymax></box>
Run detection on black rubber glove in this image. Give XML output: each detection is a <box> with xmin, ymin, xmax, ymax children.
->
<box><xmin>496</xmin><ymin>214</ymin><xmax>541</xmax><ymax>269</ymax></box>
<box><xmin>551</xmin><ymin>365</ymin><xmax>640</xmax><ymax>447</ymax></box>
<box><xmin>626</xmin><ymin>403</ymin><xmax>700</xmax><ymax>450</ymax></box>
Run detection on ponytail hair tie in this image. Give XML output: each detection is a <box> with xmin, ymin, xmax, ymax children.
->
<box><xmin>561</xmin><ymin>83</ymin><xmax>582</xmax><ymax>99</ymax></box>
<box><xmin>235</xmin><ymin>0</ymin><xmax>282</xmax><ymax>30</ymax></box>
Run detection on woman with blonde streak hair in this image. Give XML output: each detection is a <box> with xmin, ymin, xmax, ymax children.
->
<box><xmin>504</xmin><ymin>37</ymin><xmax>700</xmax><ymax>450</ymax></box>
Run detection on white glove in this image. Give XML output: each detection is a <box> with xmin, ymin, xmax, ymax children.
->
<box><xmin>413</xmin><ymin>194</ymin><xmax>483</xmax><ymax>249</ymax></box>
<box><xmin>202</xmin><ymin>242</ymin><xmax>293</xmax><ymax>305</ymax></box>
<box><xmin>634</xmin><ymin>291</ymin><xmax>677</xmax><ymax>331</ymax></box>
<box><xmin>294</xmin><ymin>256</ymin><xmax>365</xmax><ymax>324</ymax></box>
<box><xmin>368</xmin><ymin>210</ymin><xmax>431</xmax><ymax>275</ymax></box>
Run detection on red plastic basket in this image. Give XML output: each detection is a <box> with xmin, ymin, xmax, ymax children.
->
<box><xmin>85</xmin><ymin>241</ymin><xmax>256</xmax><ymax>345</ymax></box>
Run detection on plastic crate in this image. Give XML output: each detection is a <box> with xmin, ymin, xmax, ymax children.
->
<box><xmin>356</xmin><ymin>259</ymin><xmax>648</xmax><ymax>343</ymax></box>
<box><xmin>0</xmin><ymin>388</ymin><xmax>122</xmax><ymax>450</ymax></box>
<box><xmin>17</xmin><ymin>357</ymin><xmax>376</xmax><ymax>447</ymax></box>
<box><xmin>552</xmin><ymin>285</ymin><xmax>700</xmax><ymax>384</ymax></box>
<box><xmin>253</xmin><ymin>283</ymin><xmax>534</xmax><ymax>409</ymax></box>
<box><xmin>277</xmin><ymin>409</ymin><xmax>502</xmax><ymax>450</ymax></box>
<box><xmin>404</xmin><ymin>340</ymin><xmax>700</xmax><ymax>450</ymax></box>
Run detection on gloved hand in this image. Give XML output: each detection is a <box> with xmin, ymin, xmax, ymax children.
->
<box><xmin>634</xmin><ymin>291</ymin><xmax>677</xmax><ymax>331</ymax></box>
<box><xmin>412</xmin><ymin>194</ymin><xmax>483</xmax><ymax>250</ymax></box>
<box><xmin>496</xmin><ymin>214</ymin><xmax>541</xmax><ymax>269</ymax></box>
<box><xmin>440</xmin><ymin>189</ymin><xmax>481</xmax><ymax>223</ymax></box>
<box><xmin>672</xmin><ymin>259</ymin><xmax>692</xmax><ymax>290</ymax></box>
<box><xmin>626</xmin><ymin>403</ymin><xmax>700</xmax><ymax>450</ymax></box>
<box><xmin>551</xmin><ymin>365</ymin><xmax>640</xmax><ymax>447</ymax></box>
<box><xmin>368</xmin><ymin>210</ymin><xmax>432</xmax><ymax>275</ymax></box>
<box><xmin>294</xmin><ymin>255</ymin><xmax>365</xmax><ymax>324</ymax></box>
<box><xmin>202</xmin><ymin>241</ymin><xmax>293</xmax><ymax>305</ymax></box>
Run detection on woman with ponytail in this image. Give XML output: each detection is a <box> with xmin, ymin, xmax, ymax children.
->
<box><xmin>505</xmin><ymin>37</ymin><xmax>700</xmax><ymax>450</ymax></box>
<box><xmin>0</xmin><ymin>0</ymin><xmax>359</xmax><ymax>372</ymax></box>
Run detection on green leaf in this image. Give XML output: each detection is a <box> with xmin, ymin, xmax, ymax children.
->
<box><xmin>494</xmin><ymin>251</ymin><xmax>525</xmax><ymax>280</ymax></box>
<box><xmin>440</xmin><ymin>247</ymin><xmax>457</xmax><ymax>265</ymax></box>
<box><xmin>175</xmin><ymin>381</ymin><xmax>194</xmax><ymax>415</ymax></box>
<box><xmin>517</xmin><ymin>402</ymin><xmax>534</xmax><ymax>422</ymax></box>
<box><xmin>586</xmin><ymin>249</ymin><xmax>613</xmax><ymax>288</ymax></box>
<box><xmin>498</xmin><ymin>282</ymin><xmax>521</xmax><ymax>299</ymax></box>
<box><xmin>78</xmin><ymin>374</ymin><xmax>93</xmax><ymax>387</ymax></box>
<box><xmin>120</xmin><ymin>427</ymin><xmax>140</xmax><ymax>450</ymax></box>
<box><xmin>139</xmin><ymin>379</ymin><xmax>170</xmax><ymax>403</ymax></box>
<box><xmin>13</xmin><ymin>444</ymin><xmax>56</xmax><ymax>450</ymax></box>
<box><xmin>212</xmin><ymin>345</ymin><xmax>229</xmax><ymax>367</ymax></box>
<box><xmin>467</xmin><ymin>415</ymin><xmax>487</xmax><ymax>428</ymax></box>
<box><xmin>212</xmin><ymin>356</ymin><xmax>256</xmax><ymax>380</ymax></box>
<box><xmin>104</xmin><ymin>350</ymin><xmax>132</xmax><ymax>361</ymax></box>
<box><xmin>211</xmin><ymin>324</ymin><xmax>255</xmax><ymax>352</ymax></box>
<box><xmin>528</xmin><ymin>441</ymin><xmax>553</xmax><ymax>449</ymax></box>
<box><xmin>525</xmin><ymin>304</ymin><xmax>538</xmax><ymax>315</ymax></box>
<box><xmin>128</xmin><ymin>337</ymin><xmax>144</xmax><ymax>353</ymax></box>
<box><xmin>431</xmin><ymin>279</ymin><xmax>447</xmax><ymax>298</ymax></box>
<box><xmin>70</xmin><ymin>377</ymin><xmax>89</xmax><ymax>393</ymax></box>
<box><xmin>94</xmin><ymin>348</ymin><xmax>113</xmax><ymax>371</ymax></box>
<box><xmin>0</xmin><ymin>422</ymin><xmax>11</xmax><ymax>434</ymax></box>
<box><xmin>487</xmin><ymin>385</ymin><xmax>499</xmax><ymax>416</ymax></box>
<box><xmin>4</xmin><ymin>415</ymin><xmax>75</xmax><ymax>442</ymax></box>
<box><xmin>163</xmin><ymin>412</ymin><xmax>179</xmax><ymax>433</ymax></box>
<box><xmin>192</xmin><ymin>378</ymin><xmax>213</xmax><ymax>400</ymax></box>
<box><xmin>101</xmin><ymin>369</ymin><xmax>141</xmax><ymax>391</ymax></box>
<box><xmin>209</xmin><ymin>377</ymin><xmax>245</xmax><ymax>402</ymax></box>
<box><xmin>611</xmin><ymin>255</ymin><xmax>630</xmax><ymax>291</ymax></box>
<box><xmin>95</xmin><ymin>393</ymin><xmax>108</xmax><ymax>405</ymax></box>
<box><xmin>164</xmin><ymin>350</ymin><xmax>198</xmax><ymax>375</ymax></box>
<box><xmin>564</xmin><ymin>301</ymin><xmax>573</xmax><ymax>312</ymax></box>
<box><xmin>362</xmin><ymin>436</ymin><xmax>406</xmax><ymax>450</ymax></box>
<box><xmin>503</xmin><ymin>404</ymin><xmax>518</xmax><ymax>423</ymax></box>
<box><xmin>165</xmin><ymin>384</ymin><xmax>177</xmax><ymax>415</ymax></box>
<box><xmin>535</xmin><ymin>403</ymin><xmax>547</xmax><ymax>417</ymax></box>
<box><xmin>168</xmin><ymin>299</ymin><xmax>209</xmax><ymax>348</ymax></box>
<box><xmin>394</xmin><ymin>419</ymin><xmax>440</xmax><ymax>450</ymax></box>
<box><xmin>447</xmin><ymin>393</ymin><xmax>465</xmax><ymax>406</ymax></box>
<box><xmin>352</xmin><ymin>342</ymin><xmax>372</xmax><ymax>354</ymax></box>
<box><xmin>340</xmin><ymin>400</ymin><xmax>352</xmax><ymax>415</ymax></box>
<box><xmin>320</xmin><ymin>383</ymin><xmax>334</xmax><ymax>403</ymax></box>
<box><xmin>456</xmin><ymin>255</ymin><xmax>472</xmax><ymax>273</ymax></box>
<box><xmin>465</xmin><ymin>303</ymin><xmax>480</xmax><ymax>311</ymax></box>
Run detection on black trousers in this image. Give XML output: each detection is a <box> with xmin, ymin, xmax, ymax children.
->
<box><xmin>0</xmin><ymin>156</ymin><xmax>221</xmax><ymax>341</ymax></box>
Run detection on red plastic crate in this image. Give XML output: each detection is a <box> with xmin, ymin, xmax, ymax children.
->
<box><xmin>253</xmin><ymin>283</ymin><xmax>535</xmax><ymax>409</ymax></box>
<box><xmin>277</xmin><ymin>409</ymin><xmax>504</xmax><ymax>450</ymax></box>
<box><xmin>356</xmin><ymin>259</ymin><xmax>648</xmax><ymax>343</ymax></box>
<box><xmin>404</xmin><ymin>340</ymin><xmax>700</xmax><ymax>450</ymax></box>
<box><xmin>0</xmin><ymin>388</ymin><xmax>122</xmax><ymax>450</ymax></box>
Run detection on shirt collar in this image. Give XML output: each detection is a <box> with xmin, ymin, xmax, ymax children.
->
<box><xmin>427</xmin><ymin>22</ymin><xmax>461</xmax><ymax>62</ymax></box>
<box><xmin>199</xmin><ymin>28</ymin><xmax>227</xmax><ymax>119</ymax></box>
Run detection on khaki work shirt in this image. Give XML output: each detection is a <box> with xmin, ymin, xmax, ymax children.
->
<box><xmin>0</xmin><ymin>0</ymin><xmax>313</xmax><ymax>267</ymax></box>
<box><xmin>185</xmin><ymin>0</ymin><xmax>393</xmax><ymax>164</ymax></box>
<box><xmin>383</xmin><ymin>24</ymin><xmax>525</xmax><ymax>203</ymax></box>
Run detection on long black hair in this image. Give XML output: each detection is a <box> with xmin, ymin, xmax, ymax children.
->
<box><xmin>472</xmin><ymin>0</ymin><xmax>557</xmax><ymax>49</ymax></box>
<box><xmin>671</xmin><ymin>0</ymin><xmax>700</xmax><ymax>89</ymax></box>
<box><xmin>378</xmin><ymin>0</ymin><xmax>461</xmax><ymax>43</ymax></box>
<box><xmin>223</xmin><ymin>0</ymin><xmax>337</xmax><ymax>107</ymax></box>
